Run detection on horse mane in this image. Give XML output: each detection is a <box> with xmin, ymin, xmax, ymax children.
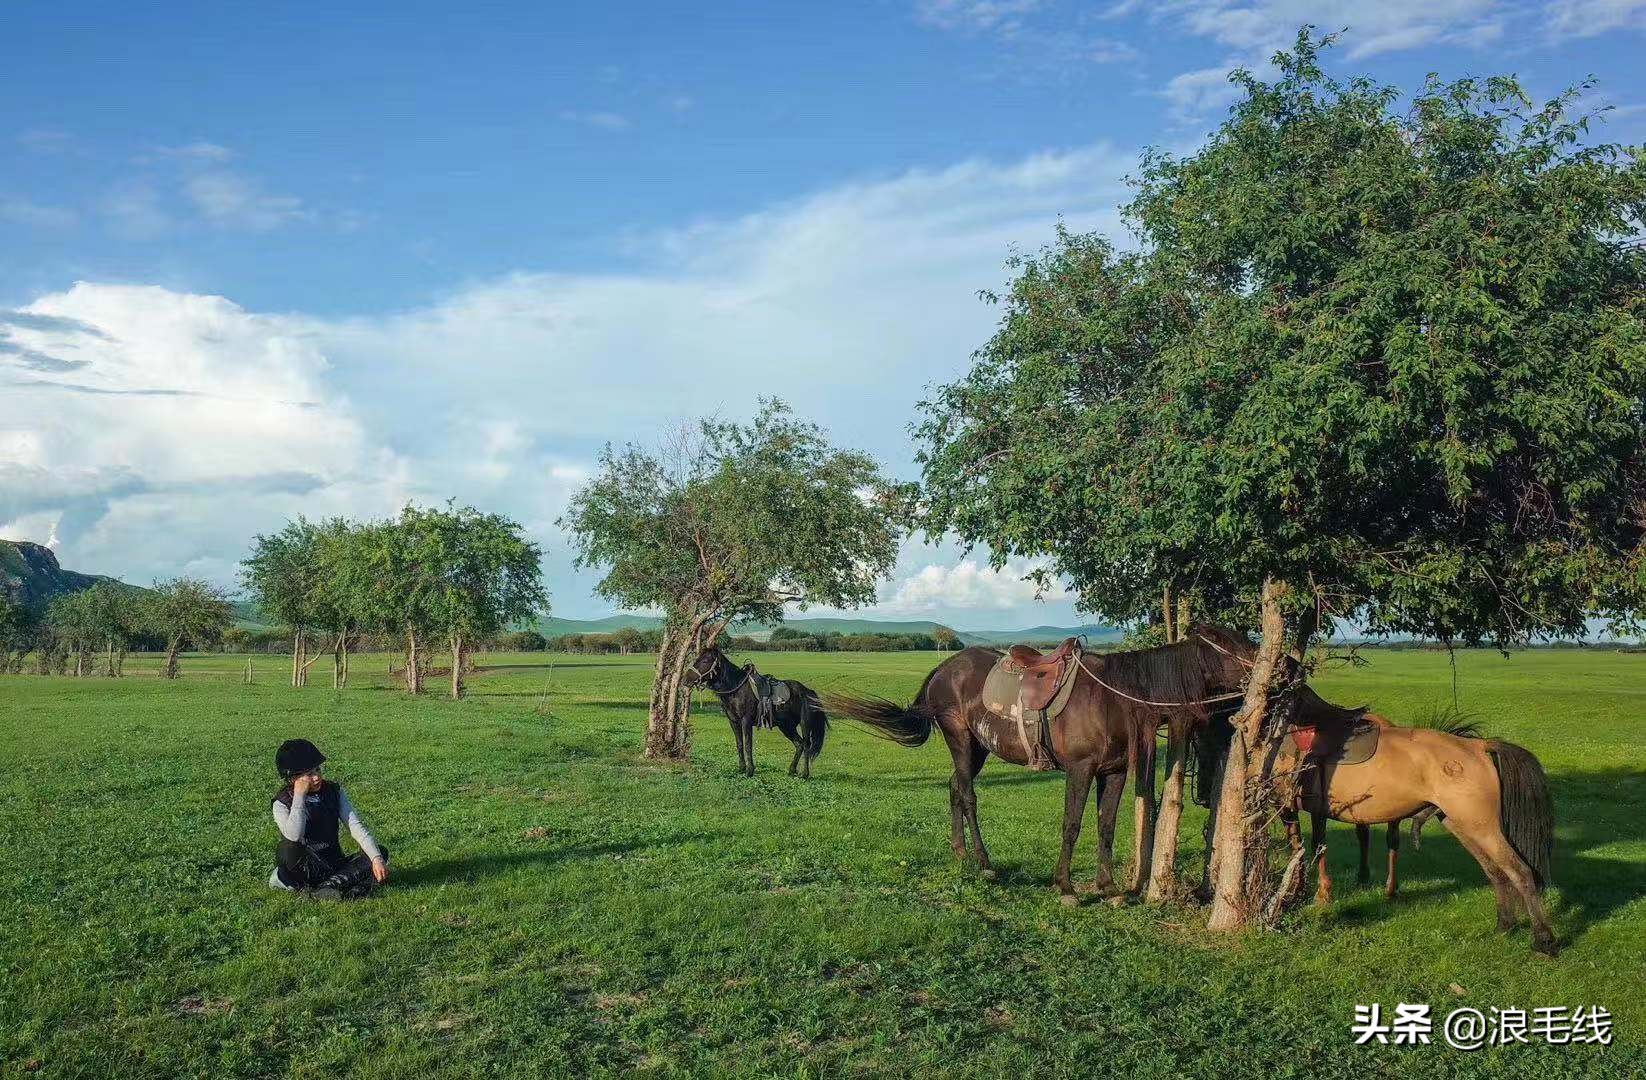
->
<box><xmin>1084</xmin><ymin>639</ymin><xmax>1225</xmax><ymax>717</ymax></box>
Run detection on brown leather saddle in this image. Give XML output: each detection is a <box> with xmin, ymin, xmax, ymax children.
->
<box><xmin>982</xmin><ymin>638</ymin><xmax>1083</xmax><ymax>770</ymax></box>
<box><xmin>1006</xmin><ymin>637</ymin><xmax>1082</xmax><ymax>711</ymax></box>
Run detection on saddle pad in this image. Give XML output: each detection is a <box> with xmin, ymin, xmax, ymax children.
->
<box><xmin>1282</xmin><ymin>716</ymin><xmax>1380</xmax><ymax>768</ymax></box>
<box><xmin>982</xmin><ymin>654</ymin><xmax>1080</xmax><ymax>725</ymax></box>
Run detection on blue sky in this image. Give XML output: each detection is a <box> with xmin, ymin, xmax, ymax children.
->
<box><xmin>3</xmin><ymin>1</ymin><xmax>1644</xmax><ymax>627</ymax></box>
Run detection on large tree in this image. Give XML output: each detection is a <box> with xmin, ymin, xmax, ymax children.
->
<box><xmin>241</xmin><ymin>519</ymin><xmax>326</xmax><ymax>687</ymax></box>
<box><xmin>918</xmin><ymin>33</ymin><xmax>1645</xmax><ymax>928</ymax></box>
<box><xmin>149</xmin><ymin>577</ymin><xmax>233</xmax><ymax>678</ymax></box>
<box><xmin>562</xmin><ymin>400</ymin><xmax>903</xmax><ymax>758</ymax></box>
<box><xmin>398</xmin><ymin>503</ymin><xmax>547</xmax><ymax>699</ymax></box>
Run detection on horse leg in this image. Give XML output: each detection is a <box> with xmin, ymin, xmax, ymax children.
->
<box><xmin>742</xmin><ymin>718</ymin><xmax>756</xmax><ymax>776</ymax></box>
<box><xmin>1384</xmin><ymin>821</ymin><xmax>1400</xmax><ymax>899</ymax></box>
<box><xmin>1444</xmin><ymin>813</ymin><xmax>1556</xmax><ymax>955</ymax></box>
<box><xmin>1126</xmin><ymin>732</ymin><xmax>1157</xmax><ymax>895</ymax></box>
<box><xmin>1356</xmin><ymin>824</ymin><xmax>1372</xmax><ymax>885</ymax></box>
<box><xmin>1053</xmin><ymin>761</ymin><xmax>1096</xmax><ymax>901</ymax></box>
<box><xmin>787</xmin><ymin>736</ymin><xmax>802</xmax><ymax>777</ymax></box>
<box><xmin>729</xmin><ymin>716</ymin><xmax>745</xmax><ymax>775</ymax></box>
<box><xmin>938</xmin><ymin>725</ymin><xmax>973</xmax><ymax>860</ymax></box>
<box><xmin>1093</xmin><ymin>772</ymin><xmax>1124</xmax><ymax>892</ymax></box>
<box><xmin>962</xmin><ymin>737</ymin><xmax>993</xmax><ymax>874</ymax></box>
<box><xmin>1311</xmin><ymin>810</ymin><xmax>1333</xmax><ymax>905</ymax></box>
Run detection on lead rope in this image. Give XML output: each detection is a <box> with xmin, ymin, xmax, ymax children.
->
<box><xmin>1074</xmin><ymin>655</ymin><xmax>1246</xmax><ymax>709</ymax></box>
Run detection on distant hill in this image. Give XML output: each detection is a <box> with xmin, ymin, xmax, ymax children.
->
<box><xmin>536</xmin><ymin>614</ymin><xmax>669</xmax><ymax>637</ymax></box>
<box><xmin>963</xmin><ymin>624</ymin><xmax>1124</xmax><ymax>646</ymax></box>
<box><xmin>0</xmin><ymin>540</ymin><xmax>131</xmax><ymax>611</ymax></box>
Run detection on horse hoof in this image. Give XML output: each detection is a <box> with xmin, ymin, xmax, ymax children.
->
<box><xmin>1533</xmin><ymin>933</ymin><xmax>1559</xmax><ymax>957</ymax></box>
<box><xmin>979</xmin><ymin>868</ymin><xmax>998</xmax><ymax>881</ymax></box>
<box><xmin>1059</xmin><ymin>894</ymin><xmax>1078</xmax><ymax>908</ymax></box>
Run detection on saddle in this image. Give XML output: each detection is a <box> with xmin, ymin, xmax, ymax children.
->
<box><xmin>749</xmin><ymin>668</ymin><xmax>792</xmax><ymax>729</ymax></box>
<box><xmin>1277</xmin><ymin>687</ymin><xmax>1381</xmax><ymax>774</ymax></box>
<box><xmin>984</xmin><ymin>638</ymin><xmax>1083</xmax><ymax>771</ymax></box>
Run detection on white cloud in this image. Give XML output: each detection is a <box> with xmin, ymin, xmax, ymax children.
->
<box><xmin>0</xmin><ymin>284</ymin><xmax>409</xmax><ymax>586</ymax></box>
<box><xmin>0</xmin><ymin>197</ymin><xmax>77</xmax><ymax>229</ymax></box>
<box><xmin>1128</xmin><ymin>1</ymin><xmax>1509</xmax><ymax>122</ymax></box>
<box><xmin>7</xmin><ymin>141</ymin><xmax>1130</xmax><ymax>618</ymax></box>
<box><xmin>183</xmin><ymin>171</ymin><xmax>313</xmax><ymax>231</ymax></box>
<box><xmin>16</xmin><ymin>129</ymin><xmax>76</xmax><ymax>154</ymax></box>
<box><xmin>143</xmin><ymin>141</ymin><xmax>237</xmax><ymax>163</ymax></box>
<box><xmin>881</xmin><ymin>558</ymin><xmax>1066</xmax><ymax>613</ymax></box>
<box><xmin>560</xmin><ymin>110</ymin><xmax>631</xmax><ymax>131</ymax></box>
<box><xmin>1546</xmin><ymin>0</ymin><xmax>1646</xmax><ymax>37</ymax></box>
<box><xmin>915</xmin><ymin>0</ymin><xmax>1043</xmax><ymax>33</ymax></box>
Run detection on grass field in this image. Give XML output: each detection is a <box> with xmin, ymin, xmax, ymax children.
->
<box><xmin>2</xmin><ymin>647</ymin><xmax>1642</xmax><ymax>1077</ymax></box>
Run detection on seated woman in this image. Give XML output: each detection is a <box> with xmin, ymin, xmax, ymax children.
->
<box><xmin>270</xmin><ymin>738</ymin><xmax>389</xmax><ymax>900</ymax></box>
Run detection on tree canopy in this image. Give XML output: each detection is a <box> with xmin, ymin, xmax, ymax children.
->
<box><xmin>562</xmin><ymin>399</ymin><xmax>904</xmax><ymax>757</ymax></box>
<box><xmin>919</xmin><ymin>31</ymin><xmax>1645</xmax><ymax>647</ymax></box>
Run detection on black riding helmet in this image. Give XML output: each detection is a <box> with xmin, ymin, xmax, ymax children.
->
<box><xmin>276</xmin><ymin>738</ymin><xmax>326</xmax><ymax>779</ymax></box>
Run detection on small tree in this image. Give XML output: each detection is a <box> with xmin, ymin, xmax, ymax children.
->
<box><xmin>149</xmin><ymin>577</ymin><xmax>233</xmax><ymax>678</ymax></box>
<box><xmin>562</xmin><ymin>400</ymin><xmax>904</xmax><ymax>758</ymax></box>
<box><xmin>931</xmin><ymin>626</ymin><xmax>960</xmax><ymax>651</ymax></box>
<box><xmin>48</xmin><ymin>591</ymin><xmax>98</xmax><ymax>676</ymax></box>
<box><xmin>918</xmin><ymin>33</ymin><xmax>1645</xmax><ymax>929</ymax></box>
<box><xmin>79</xmin><ymin>581</ymin><xmax>140</xmax><ymax>677</ymax></box>
<box><xmin>312</xmin><ymin>518</ymin><xmax>366</xmax><ymax>689</ymax></box>
<box><xmin>241</xmin><ymin>519</ymin><xmax>325</xmax><ymax>687</ymax></box>
<box><xmin>398</xmin><ymin>503</ymin><xmax>547</xmax><ymax>699</ymax></box>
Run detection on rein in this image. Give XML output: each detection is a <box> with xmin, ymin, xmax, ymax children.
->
<box><xmin>1075</xmin><ymin>654</ymin><xmax>1245</xmax><ymax>710</ymax></box>
<box><xmin>698</xmin><ymin>653</ymin><xmax>753</xmax><ymax>696</ymax></box>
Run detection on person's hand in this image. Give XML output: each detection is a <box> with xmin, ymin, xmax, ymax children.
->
<box><xmin>371</xmin><ymin>857</ymin><xmax>389</xmax><ymax>884</ymax></box>
<box><xmin>292</xmin><ymin>772</ymin><xmax>316</xmax><ymax>797</ymax></box>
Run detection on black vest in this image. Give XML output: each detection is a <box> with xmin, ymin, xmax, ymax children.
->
<box><xmin>274</xmin><ymin>782</ymin><xmax>343</xmax><ymax>857</ymax></box>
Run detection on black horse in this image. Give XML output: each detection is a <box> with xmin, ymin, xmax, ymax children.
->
<box><xmin>684</xmin><ymin>647</ymin><xmax>828</xmax><ymax>778</ymax></box>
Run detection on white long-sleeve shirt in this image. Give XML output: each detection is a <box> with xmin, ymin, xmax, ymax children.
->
<box><xmin>268</xmin><ymin>785</ymin><xmax>383</xmax><ymax>889</ymax></box>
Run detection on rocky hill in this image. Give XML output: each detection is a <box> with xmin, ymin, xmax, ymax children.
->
<box><xmin>0</xmin><ymin>540</ymin><xmax>125</xmax><ymax>611</ymax></box>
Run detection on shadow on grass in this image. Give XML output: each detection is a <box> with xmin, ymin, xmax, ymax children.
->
<box><xmin>397</xmin><ymin>830</ymin><xmax>724</xmax><ymax>888</ymax></box>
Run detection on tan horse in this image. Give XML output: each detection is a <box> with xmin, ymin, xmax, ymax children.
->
<box><xmin>1269</xmin><ymin>690</ymin><xmax>1557</xmax><ymax>954</ymax></box>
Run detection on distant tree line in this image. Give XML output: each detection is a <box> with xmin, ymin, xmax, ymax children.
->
<box><xmin>241</xmin><ymin>503</ymin><xmax>546</xmax><ymax>698</ymax></box>
<box><xmin>0</xmin><ymin>577</ymin><xmax>232</xmax><ymax>678</ymax></box>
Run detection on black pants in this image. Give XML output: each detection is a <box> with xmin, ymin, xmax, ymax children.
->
<box><xmin>276</xmin><ymin>840</ymin><xmax>389</xmax><ymax>890</ymax></box>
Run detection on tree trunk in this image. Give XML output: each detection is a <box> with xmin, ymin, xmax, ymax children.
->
<box><xmin>451</xmin><ymin>633</ymin><xmax>464</xmax><ymax>700</ymax></box>
<box><xmin>405</xmin><ymin>623</ymin><xmax>422</xmax><ymax>694</ymax></box>
<box><xmin>1146</xmin><ymin>718</ymin><xmax>1190</xmax><ymax>902</ymax></box>
<box><xmin>291</xmin><ymin>631</ymin><xmax>301</xmax><ymax>687</ymax></box>
<box><xmin>645</xmin><ymin>615</ymin><xmax>711</xmax><ymax>759</ymax></box>
<box><xmin>1206</xmin><ymin>578</ymin><xmax>1293</xmax><ymax>931</ymax></box>
<box><xmin>1177</xmin><ymin>593</ymin><xmax>1192</xmax><ymax>641</ymax></box>
<box><xmin>164</xmin><ymin>637</ymin><xmax>181</xmax><ymax>679</ymax></box>
<box><xmin>116</xmin><ymin>646</ymin><xmax>126</xmax><ymax>676</ymax></box>
<box><xmin>1163</xmin><ymin>582</ymin><xmax>1178</xmax><ymax>643</ymax></box>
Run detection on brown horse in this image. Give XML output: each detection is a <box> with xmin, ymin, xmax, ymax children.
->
<box><xmin>824</xmin><ymin>627</ymin><xmax>1252</xmax><ymax>898</ymax></box>
<box><xmin>1203</xmin><ymin>688</ymin><xmax>1557</xmax><ymax>954</ymax></box>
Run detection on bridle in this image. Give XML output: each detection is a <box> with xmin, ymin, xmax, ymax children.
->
<box><xmin>689</xmin><ymin>649</ymin><xmax>752</xmax><ymax>696</ymax></box>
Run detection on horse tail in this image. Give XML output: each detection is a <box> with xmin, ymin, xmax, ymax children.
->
<box><xmin>1488</xmin><ymin>741</ymin><xmax>1553</xmax><ymax>889</ymax></box>
<box><xmin>821</xmin><ymin>691</ymin><xmax>934</xmax><ymax>748</ymax></box>
<box><xmin>805</xmin><ymin>694</ymin><xmax>829</xmax><ymax>757</ymax></box>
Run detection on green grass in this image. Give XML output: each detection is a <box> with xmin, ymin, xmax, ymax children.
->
<box><xmin>2</xmin><ymin>648</ymin><xmax>1642</xmax><ymax>1077</ymax></box>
